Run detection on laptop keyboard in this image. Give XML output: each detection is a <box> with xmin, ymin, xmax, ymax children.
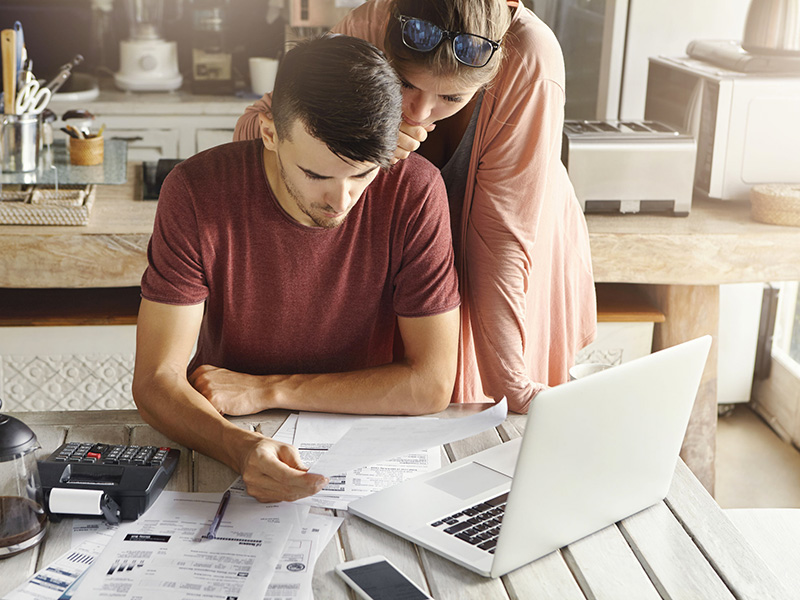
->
<box><xmin>429</xmin><ymin>492</ymin><xmax>508</xmax><ymax>553</ymax></box>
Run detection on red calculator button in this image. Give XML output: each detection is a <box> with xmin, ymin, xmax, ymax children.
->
<box><xmin>87</xmin><ymin>452</ymin><xmax>102</xmax><ymax>460</ymax></box>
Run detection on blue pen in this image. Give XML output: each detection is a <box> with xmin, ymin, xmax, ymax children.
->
<box><xmin>206</xmin><ymin>489</ymin><xmax>231</xmax><ymax>540</ymax></box>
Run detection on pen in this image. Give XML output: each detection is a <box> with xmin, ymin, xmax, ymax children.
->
<box><xmin>206</xmin><ymin>489</ymin><xmax>231</xmax><ymax>540</ymax></box>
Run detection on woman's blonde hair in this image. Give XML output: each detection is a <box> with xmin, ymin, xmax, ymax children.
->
<box><xmin>383</xmin><ymin>0</ymin><xmax>512</xmax><ymax>88</ymax></box>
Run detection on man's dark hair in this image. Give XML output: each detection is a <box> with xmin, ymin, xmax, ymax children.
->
<box><xmin>271</xmin><ymin>35</ymin><xmax>402</xmax><ymax>169</ymax></box>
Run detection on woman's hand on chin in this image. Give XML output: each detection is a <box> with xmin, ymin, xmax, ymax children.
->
<box><xmin>392</xmin><ymin>120</ymin><xmax>436</xmax><ymax>163</ymax></box>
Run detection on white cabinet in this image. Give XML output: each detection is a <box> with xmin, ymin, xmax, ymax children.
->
<box><xmin>102</xmin><ymin>124</ymin><xmax>181</xmax><ymax>162</ymax></box>
<box><xmin>49</xmin><ymin>88</ymin><xmax>253</xmax><ymax>161</ymax></box>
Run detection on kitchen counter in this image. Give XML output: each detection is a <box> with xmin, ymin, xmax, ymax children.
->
<box><xmin>0</xmin><ymin>164</ymin><xmax>154</xmax><ymax>288</ymax></box>
<box><xmin>48</xmin><ymin>85</ymin><xmax>255</xmax><ymax>117</ymax></box>
<box><xmin>4</xmin><ymin>173</ymin><xmax>797</xmax><ymax>288</ymax></box>
<box><xmin>588</xmin><ymin>203</ymin><xmax>800</xmax><ymax>285</ymax></box>
<box><xmin>2</xmin><ymin>176</ymin><xmax>798</xmax><ymax>493</ymax></box>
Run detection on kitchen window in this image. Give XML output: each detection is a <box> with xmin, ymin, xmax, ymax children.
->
<box><xmin>774</xmin><ymin>282</ymin><xmax>800</xmax><ymax>369</ymax></box>
<box><xmin>749</xmin><ymin>282</ymin><xmax>800</xmax><ymax>447</ymax></box>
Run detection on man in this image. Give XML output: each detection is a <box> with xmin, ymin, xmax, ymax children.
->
<box><xmin>132</xmin><ymin>35</ymin><xmax>460</xmax><ymax>503</ymax></box>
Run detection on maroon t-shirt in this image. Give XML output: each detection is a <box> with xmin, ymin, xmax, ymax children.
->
<box><xmin>141</xmin><ymin>139</ymin><xmax>460</xmax><ymax>376</ymax></box>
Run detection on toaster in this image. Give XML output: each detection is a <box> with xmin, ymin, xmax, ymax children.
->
<box><xmin>562</xmin><ymin>120</ymin><xmax>697</xmax><ymax>216</ymax></box>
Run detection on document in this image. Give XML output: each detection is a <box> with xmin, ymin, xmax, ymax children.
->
<box><xmin>8</xmin><ymin>506</ymin><xmax>338</xmax><ymax>600</ymax></box>
<box><xmin>71</xmin><ymin>519</ymin><xmax>118</xmax><ymax>546</ymax></box>
<box><xmin>264</xmin><ymin>513</ymin><xmax>342</xmax><ymax>600</ymax></box>
<box><xmin>296</xmin><ymin>413</ymin><xmax>441</xmax><ymax>510</ymax></box>
<box><xmin>69</xmin><ymin>491</ymin><xmax>307</xmax><ymax>600</ymax></box>
<box><xmin>307</xmin><ymin>398</ymin><xmax>507</xmax><ymax>477</ymax></box>
<box><xmin>5</xmin><ymin>534</ymin><xmax>113</xmax><ymax>600</ymax></box>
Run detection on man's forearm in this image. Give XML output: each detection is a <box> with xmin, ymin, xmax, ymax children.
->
<box><xmin>192</xmin><ymin>359</ymin><xmax>454</xmax><ymax>417</ymax></box>
<box><xmin>133</xmin><ymin>368</ymin><xmax>261</xmax><ymax>474</ymax></box>
<box><xmin>267</xmin><ymin>359</ymin><xmax>453</xmax><ymax>415</ymax></box>
<box><xmin>192</xmin><ymin>310</ymin><xmax>461</xmax><ymax>418</ymax></box>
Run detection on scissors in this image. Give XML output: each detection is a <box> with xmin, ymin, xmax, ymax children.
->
<box><xmin>15</xmin><ymin>74</ymin><xmax>51</xmax><ymax>115</ymax></box>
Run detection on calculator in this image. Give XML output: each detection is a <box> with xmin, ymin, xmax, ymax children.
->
<box><xmin>38</xmin><ymin>442</ymin><xmax>181</xmax><ymax>522</ymax></box>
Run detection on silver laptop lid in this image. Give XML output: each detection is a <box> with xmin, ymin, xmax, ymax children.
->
<box><xmin>491</xmin><ymin>336</ymin><xmax>711</xmax><ymax>577</ymax></box>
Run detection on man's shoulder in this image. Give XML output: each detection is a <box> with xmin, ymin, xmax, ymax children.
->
<box><xmin>159</xmin><ymin>139</ymin><xmax>260</xmax><ymax>214</ymax></box>
<box><xmin>374</xmin><ymin>152</ymin><xmax>443</xmax><ymax>188</ymax></box>
<box><xmin>173</xmin><ymin>139</ymin><xmax>258</xmax><ymax>180</ymax></box>
<box><xmin>363</xmin><ymin>153</ymin><xmax>448</xmax><ymax>228</ymax></box>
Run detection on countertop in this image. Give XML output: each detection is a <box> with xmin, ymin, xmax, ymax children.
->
<box><xmin>47</xmin><ymin>84</ymin><xmax>256</xmax><ymax>116</ymax></box>
<box><xmin>1</xmin><ymin>166</ymin><xmax>799</xmax><ymax>288</ymax></box>
<box><xmin>587</xmin><ymin>202</ymin><xmax>800</xmax><ymax>285</ymax></box>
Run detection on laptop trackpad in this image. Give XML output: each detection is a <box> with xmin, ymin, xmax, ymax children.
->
<box><xmin>426</xmin><ymin>462</ymin><xmax>511</xmax><ymax>500</ymax></box>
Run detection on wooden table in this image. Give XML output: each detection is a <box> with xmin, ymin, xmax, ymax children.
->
<box><xmin>3</xmin><ymin>174</ymin><xmax>800</xmax><ymax>493</ymax></box>
<box><xmin>587</xmin><ymin>201</ymin><xmax>800</xmax><ymax>496</ymax></box>
<box><xmin>0</xmin><ymin>407</ymin><xmax>790</xmax><ymax>600</ymax></box>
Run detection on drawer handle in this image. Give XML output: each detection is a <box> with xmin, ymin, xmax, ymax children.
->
<box><xmin>110</xmin><ymin>136</ymin><xmax>144</xmax><ymax>143</ymax></box>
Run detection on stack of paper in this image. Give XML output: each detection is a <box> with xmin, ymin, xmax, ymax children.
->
<box><xmin>6</xmin><ymin>493</ymin><xmax>341</xmax><ymax>600</ymax></box>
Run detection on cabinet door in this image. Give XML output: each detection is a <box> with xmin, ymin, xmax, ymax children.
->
<box><xmin>196</xmin><ymin>129</ymin><xmax>235</xmax><ymax>154</ymax></box>
<box><xmin>105</xmin><ymin>128</ymin><xmax>181</xmax><ymax>162</ymax></box>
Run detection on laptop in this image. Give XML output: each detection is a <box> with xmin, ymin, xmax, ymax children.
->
<box><xmin>348</xmin><ymin>336</ymin><xmax>712</xmax><ymax>578</ymax></box>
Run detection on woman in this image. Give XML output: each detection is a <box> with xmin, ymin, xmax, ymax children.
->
<box><xmin>235</xmin><ymin>0</ymin><xmax>596</xmax><ymax>413</ymax></box>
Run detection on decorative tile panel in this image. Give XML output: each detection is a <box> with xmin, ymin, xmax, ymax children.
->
<box><xmin>0</xmin><ymin>354</ymin><xmax>135</xmax><ymax>412</ymax></box>
<box><xmin>575</xmin><ymin>347</ymin><xmax>624</xmax><ymax>366</ymax></box>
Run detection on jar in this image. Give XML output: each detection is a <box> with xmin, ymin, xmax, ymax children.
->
<box><xmin>0</xmin><ymin>398</ymin><xmax>47</xmax><ymax>558</ymax></box>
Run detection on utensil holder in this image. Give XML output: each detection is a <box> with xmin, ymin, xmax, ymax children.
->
<box><xmin>68</xmin><ymin>135</ymin><xmax>104</xmax><ymax>166</ymax></box>
<box><xmin>1</xmin><ymin>114</ymin><xmax>41</xmax><ymax>173</ymax></box>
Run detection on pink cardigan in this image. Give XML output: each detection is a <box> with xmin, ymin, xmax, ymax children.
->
<box><xmin>234</xmin><ymin>0</ymin><xmax>597</xmax><ymax>413</ymax></box>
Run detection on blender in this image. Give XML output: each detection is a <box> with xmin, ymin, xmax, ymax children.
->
<box><xmin>114</xmin><ymin>0</ymin><xmax>183</xmax><ymax>92</ymax></box>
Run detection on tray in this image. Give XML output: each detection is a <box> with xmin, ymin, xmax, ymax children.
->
<box><xmin>0</xmin><ymin>184</ymin><xmax>96</xmax><ymax>226</ymax></box>
<box><xmin>0</xmin><ymin>139</ymin><xmax>128</xmax><ymax>186</ymax></box>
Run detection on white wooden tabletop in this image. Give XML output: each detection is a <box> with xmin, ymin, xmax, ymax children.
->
<box><xmin>0</xmin><ymin>408</ymin><xmax>791</xmax><ymax>600</ymax></box>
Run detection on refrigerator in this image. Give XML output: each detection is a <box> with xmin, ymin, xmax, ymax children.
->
<box><xmin>531</xmin><ymin>0</ymin><xmax>753</xmax><ymax>120</ymax></box>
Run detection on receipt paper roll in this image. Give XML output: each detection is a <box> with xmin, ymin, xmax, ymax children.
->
<box><xmin>48</xmin><ymin>488</ymin><xmax>104</xmax><ymax>516</ymax></box>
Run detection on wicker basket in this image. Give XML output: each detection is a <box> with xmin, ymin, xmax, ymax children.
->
<box><xmin>750</xmin><ymin>184</ymin><xmax>800</xmax><ymax>228</ymax></box>
<box><xmin>0</xmin><ymin>186</ymin><xmax>32</xmax><ymax>203</ymax></box>
<box><xmin>68</xmin><ymin>136</ymin><xmax>104</xmax><ymax>166</ymax></box>
<box><xmin>30</xmin><ymin>184</ymin><xmax>91</xmax><ymax>207</ymax></box>
<box><xmin>0</xmin><ymin>184</ymin><xmax>96</xmax><ymax>225</ymax></box>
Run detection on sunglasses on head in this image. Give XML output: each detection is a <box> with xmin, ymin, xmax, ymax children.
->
<box><xmin>396</xmin><ymin>15</ymin><xmax>500</xmax><ymax>68</ymax></box>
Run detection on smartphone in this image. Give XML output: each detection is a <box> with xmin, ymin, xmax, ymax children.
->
<box><xmin>335</xmin><ymin>555</ymin><xmax>433</xmax><ymax>600</ymax></box>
